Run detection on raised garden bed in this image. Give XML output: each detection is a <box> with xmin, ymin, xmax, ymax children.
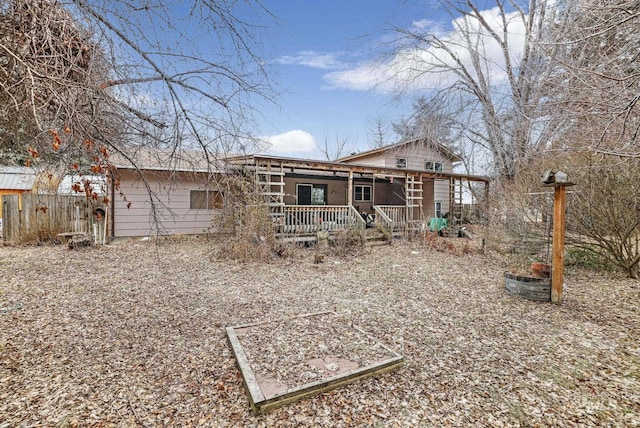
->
<box><xmin>226</xmin><ymin>311</ymin><xmax>404</xmax><ymax>414</ymax></box>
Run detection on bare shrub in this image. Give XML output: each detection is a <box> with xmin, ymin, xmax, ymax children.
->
<box><xmin>329</xmin><ymin>227</ymin><xmax>367</xmax><ymax>257</ymax></box>
<box><xmin>212</xmin><ymin>175</ymin><xmax>291</xmax><ymax>262</ymax></box>
<box><xmin>418</xmin><ymin>231</ymin><xmax>459</xmax><ymax>255</ymax></box>
<box><xmin>490</xmin><ymin>153</ymin><xmax>640</xmax><ymax>279</ymax></box>
<box><xmin>17</xmin><ymin>224</ymin><xmax>64</xmax><ymax>245</ymax></box>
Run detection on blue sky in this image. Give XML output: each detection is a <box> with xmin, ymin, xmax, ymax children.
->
<box><xmin>253</xmin><ymin>1</ymin><xmax>447</xmax><ymax>159</ymax></box>
<box><xmin>244</xmin><ymin>1</ymin><xmax>527</xmax><ymax>160</ymax></box>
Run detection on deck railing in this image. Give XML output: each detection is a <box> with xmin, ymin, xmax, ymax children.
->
<box><xmin>281</xmin><ymin>205</ymin><xmax>365</xmax><ymax>234</ymax></box>
<box><xmin>374</xmin><ymin>205</ymin><xmax>424</xmax><ymax>233</ymax></box>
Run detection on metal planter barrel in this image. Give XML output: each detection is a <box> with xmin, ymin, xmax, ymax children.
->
<box><xmin>504</xmin><ymin>272</ymin><xmax>551</xmax><ymax>302</ymax></box>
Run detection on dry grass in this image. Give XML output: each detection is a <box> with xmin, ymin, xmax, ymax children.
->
<box><xmin>0</xmin><ymin>235</ymin><xmax>638</xmax><ymax>427</ymax></box>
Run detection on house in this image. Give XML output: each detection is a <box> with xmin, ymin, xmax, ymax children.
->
<box><xmin>105</xmin><ymin>138</ymin><xmax>488</xmax><ymax>240</ymax></box>
<box><xmin>336</xmin><ymin>137</ymin><xmax>462</xmax><ymax>218</ymax></box>
<box><xmin>227</xmin><ymin>137</ymin><xmax>489</xmax><ymax>238</ymax></box>
<box><xmin>108</xmin><ymin>149</ymin><xmax>223</xmax><ymax>238</ymax></box>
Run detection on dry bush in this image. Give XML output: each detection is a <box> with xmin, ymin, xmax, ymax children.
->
<box><xmin>487</xmin><ymin>181</ymin><xmax>552</xmax><ymax>255</ymax></box>
<box><xmin>17</xmin><ymin>224</ymin><xmax>64</xmax><ymax>245</ymax></box>
<box><xmin>328</xmin><ymin>227</ymin><xmax>367</xmax><ymax>257</ymax></box>
<box><xmin>417</xmin><ymin>231</ymin><xmax>460</xmax><ymax>255</ymax></box>
<box><xmin>212</xmin><ymin>175</ymin><xmax>293</xmax><ymax>262</ymax></box>
<box><xmin>488</xmin><ymin>152</ymin><xmax>640</xmax><ymax>279</ymax></box>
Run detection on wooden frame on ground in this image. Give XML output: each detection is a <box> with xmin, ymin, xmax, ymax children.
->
<box><xmin>225</xmin><ymin>311</ymin><xmax>404</xmax><ymax>414</ymax></box>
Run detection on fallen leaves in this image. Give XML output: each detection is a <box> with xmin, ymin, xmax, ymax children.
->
<box><xmin>0</xmin><ymin>236</ymin><xmax>638</xmax><ymax>426</ymax></box>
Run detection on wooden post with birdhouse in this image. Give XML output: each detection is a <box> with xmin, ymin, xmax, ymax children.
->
<box><xmin>542</xmin><ymin>170</ymin><xmax>575</xmax><ymax>304</ymax></box>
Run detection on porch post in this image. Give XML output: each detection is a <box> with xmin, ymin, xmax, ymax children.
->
<box><xmin>404</xmin><ymin>173</ymin><xmax>410</xmax><ymax>222</ymax></box>
<box><xmin>372</xmin><ymin>175</ymin><xmax>375</xmax><ymax>207</ymax></box>
<box><xmin>347</xmin><ymin>170</ymin><xmax>353</xmax><ymax>207</ymax></box>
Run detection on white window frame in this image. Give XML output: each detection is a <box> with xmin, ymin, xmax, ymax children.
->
<box><xmin>396</xmin><ymin>157</ymin><xmax>407</xmax><ymax>168</ymax></box>
<box><xmin>354</xmin><ymin>185</ymin><xmax>372</xmax><ymax>202</ymax></box>
<box><xmin>426</xmin><ymin>161</ymin><xmax>443</xmax><ymax>172</ymax></box>
<box><xmin>435</xmin><ymin>201</ymin><xmax>443</xmax><ymax>218</ymax></box>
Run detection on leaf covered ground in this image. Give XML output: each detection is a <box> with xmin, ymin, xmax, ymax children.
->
<box><xmin>1</xmin><ymin>236</ymin><xmax>638</xmax><ymax>427</ymax></box>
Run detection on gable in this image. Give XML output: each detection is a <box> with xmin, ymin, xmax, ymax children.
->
<box><xmin>338</xmin><ymin>138</ymin><xmax>462</xmax><ymax>163</ymax></box>
<box><xmin>337</xmin><ymin>138</ymin><xmax>461</xmax><ymax>173</ymax></box>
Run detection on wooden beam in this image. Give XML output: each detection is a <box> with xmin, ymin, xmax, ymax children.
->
<box><xmin>227</xmin><ymin>154</ymin><xmax>490</xmax><ymax>183</ymax></box>
<box><xmin>347</xmin><ymin>170</ymin><xmax>353</xmax><ymax>207</ymax></box>
<box><xmin>225</xmin><ymin>326</ymin><xmax>265</xmax><ymax>408</ymax></box>
<box><xmin>551</xmin><ymin>184</ymin><xmax>567</xmax><ymax>304</ymax></box>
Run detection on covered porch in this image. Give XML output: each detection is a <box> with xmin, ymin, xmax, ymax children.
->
<box><xmin>227</xmin><ymin>155</ymin><xmax>489</xmax><ymax>240</ymax></box>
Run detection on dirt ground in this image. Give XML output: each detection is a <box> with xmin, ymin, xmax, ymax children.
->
<box><xmin>0</xmin><ymin>236</ymin><xmax>638</xmax><ymax>427</ymax></box>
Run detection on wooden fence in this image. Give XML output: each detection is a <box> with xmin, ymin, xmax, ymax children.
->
<box><xmin>1</xmin><ymin>194</ymin><xmax>107</xmax><ymax>244</ymax></box>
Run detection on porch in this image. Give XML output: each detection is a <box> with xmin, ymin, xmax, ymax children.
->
<box><xmin>226</xmin><ymin>154</ymin><xmax>488</xmax><ymax>242</ymax></box>
<box><xmin>276</xmin><ymin>204</ymin><xmax>425</xmax><ymax>238</ymax></box>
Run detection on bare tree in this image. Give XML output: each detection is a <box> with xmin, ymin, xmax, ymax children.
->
<box><xmin>0</xmin><ymin>0</ymin><xmax>120</xmax><ymax>167</ymax></box>
<box><xmin>366</xmin><ymin>114</ymin><xmax>391</xmax><ymax>149</ymax></box>
<box><xmin>546</xmin><ymin>0</ymin><xmax>640</xmax><ymax>159</ymax></box>
<box><xmin>390</xmin><ymin>0</ymin><xmax>565</xmax><ymax>179</ymax></box>
<box><xmin>0</xmin><ymin>0</ymin><xmax>274</xmax><ymax>169</ymax></box>
<box><xmin>318</xmin><ymin>131</ymin><xmax>356</xmax><ymax>161</ymax></box>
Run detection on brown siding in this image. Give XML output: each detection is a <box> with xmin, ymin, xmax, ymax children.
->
<box><xmin>283</xmin><ymin>176</ymin><xmax>349</xmax><ymax>206</ymax></box>
<box><xmin>423</xmin><ymin>180</ymin><xmax>435</xmax><ymax>217</ymax></box>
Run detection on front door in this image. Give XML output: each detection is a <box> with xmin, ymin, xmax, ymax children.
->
<box><xmin>297</xmin><ymin>184</ymin><xmax>312</xmax><ymax>205</ymax></box>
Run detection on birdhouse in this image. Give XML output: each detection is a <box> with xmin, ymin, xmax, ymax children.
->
<box><xmin>542</xmin><ymin>169</ymin><xmax>571</xmax><ymax>186</ymax></box>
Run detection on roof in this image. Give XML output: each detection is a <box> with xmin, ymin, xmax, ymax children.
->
<box><xmin>58</xmin><ymin>175</ymin><xmax>107</xmax><ymax>196</ymax></box>
<box><xmin>226</xmin><ymin>154</ymin><xmax>489</xmax><ymax>183</ymax></box>
<box><xmin>0</xmin><ymin>166</ymin><xmax>36</xmax><ymax>190</ymax></box>
<box><xmin>110</xmin><ymin>148</ymin><xmax>230</xmax><ymax>173</ymax></box>
<box><xmin>337</xmin><ymin>137</ymin><xmax>463</xmax><ymax>163</ymax></box>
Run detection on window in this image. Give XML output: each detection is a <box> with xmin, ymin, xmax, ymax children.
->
<box><xmin>435</xmin><ymin>201</ymin><xmax>443</xmax><ymax>218</ymax></box>
<box><xmin>426</xmin><ymin>161</ymin><xmax>443</xmax><ymax>172</ymax></box>
<box><xmin>190</xmin><ymin>190</ymin><xmax>223</xmax><ymax>209</ymax></box>
<box><xmin>296</xmin><ymin>184</ymin><xmax>327</xmax><ymax>205</ymax></box>
<box><xmin>396</xmin><ymin>157</ymin><xmax>407</xmax><ymax>168</ymax></box>
<box><xmin>354</xmin><ymin>185</ymin><xmax>372</xmax><ymax>202</ymax></box>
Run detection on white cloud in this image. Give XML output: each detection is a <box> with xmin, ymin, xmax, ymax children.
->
<box><xmin>276</xmin><ymin>50</ymin><xmax>346</xmax><ymax>70</ymax></box>
<box><xmin>265</xmin><ymin>130</ymin><xmax>316</xmax><ymax>153</ymax></box>
<box><xmin>324</xmin><ymin>7</ymin><xmax>527</xmax><ymax>94</ymax></box>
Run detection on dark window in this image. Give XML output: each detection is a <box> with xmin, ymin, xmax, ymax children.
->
<box><xmin>354</xmin><ymin>185</ymin><xmax>372</xmax><ymax>202</ymax></box>
<box><xmin>396</xmin><ymin>157</ymin><xmax>407</xmax><ymax>168</ymax></box>
<box><xmin>190</xmin><ymin>190</ymin><xmax>223</xmax><ymax>209</ymax></box>
<box><xmin>426</xmin><ymin>161</ymin><xmax>443</xmax><ymax>172</ymax></box>
<box><xmin>435</xmin><ymin>201</ymin><xmax>443</xmax><ymax>218</ymax></box>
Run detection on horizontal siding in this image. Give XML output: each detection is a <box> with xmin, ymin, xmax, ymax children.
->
<box><xmin>434</xmin><ymin>179</ymin><xmax>450</xmax><ymax>215</ymax></box>
<box><xmin>344</xmin><ymin>143</ymin><xmax>455</xmax><ymax>173</ymax></box>
<box><xmin>112</xmin><ymin>170</ymin><xmax>219</xmax><ymax>237</ymax></box>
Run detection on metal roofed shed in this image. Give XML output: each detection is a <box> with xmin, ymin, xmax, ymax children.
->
<box><xmin>0</xmin><ymin>166</ymin><xmax>36</xmax><ymax>191</ymax></box>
